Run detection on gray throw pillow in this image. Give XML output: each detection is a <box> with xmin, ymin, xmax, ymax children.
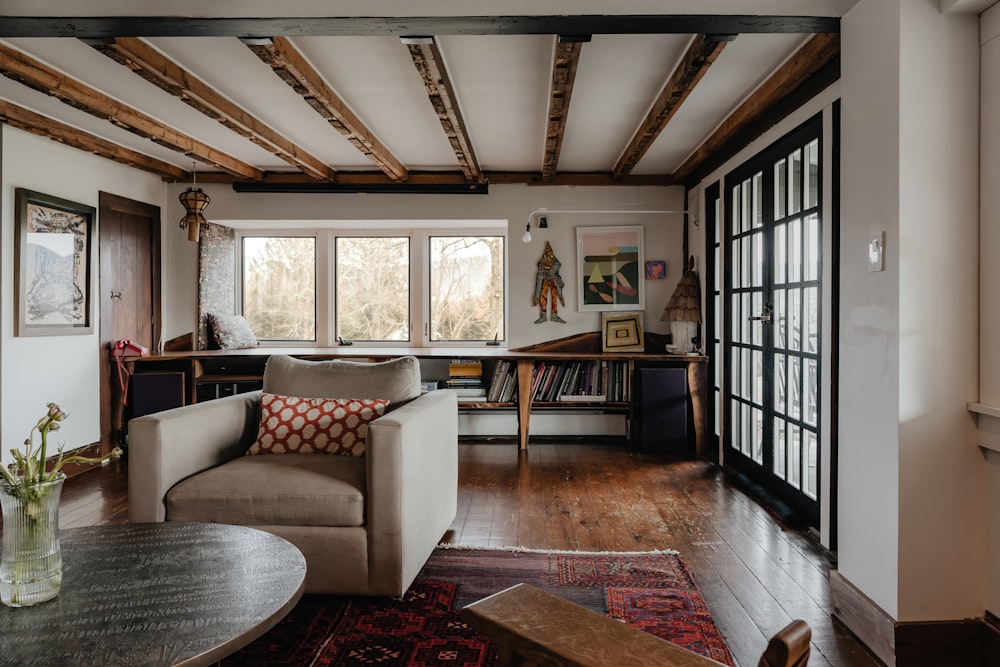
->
<box><xmin>207</xmin><ymin>313</ymin><xmax>258</xmax><ymax>349</ymax></box>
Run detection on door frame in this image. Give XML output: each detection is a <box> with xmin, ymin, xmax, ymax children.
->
<box><xmin>721</xmin><ymin>113</ymin><xmax>826</xmax><ymax>530</ymax></box>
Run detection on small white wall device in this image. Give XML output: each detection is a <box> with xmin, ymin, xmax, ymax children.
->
<box><xmin>868</xmin><ymin>231</ymin><xmax>884</xmax><ymax>272</ymax></box>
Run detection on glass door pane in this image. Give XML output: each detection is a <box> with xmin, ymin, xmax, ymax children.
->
<box><xmin>723</xmin><ymin>114</ymin><xmax>823</xmax><ymax>530</ymax></box>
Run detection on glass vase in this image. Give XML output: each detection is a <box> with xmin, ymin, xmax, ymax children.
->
<box><xmin>0</xmin><ymin>474</ymin><xmax>64</xmax><ymax>607</ymax></box>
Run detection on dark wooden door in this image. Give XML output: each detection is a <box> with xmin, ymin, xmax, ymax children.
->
<box><xmin>98</xmin><ymin>192</ymin><xmax>161</xmax><ymax>451</ymax></box>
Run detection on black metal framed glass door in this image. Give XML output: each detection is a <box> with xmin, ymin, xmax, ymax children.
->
<box><xmin>723</xmin><ymin>115</ymin><xmax>822</xmax><ymax>527</ymax></box>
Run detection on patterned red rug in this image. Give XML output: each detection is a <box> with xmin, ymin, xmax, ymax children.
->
<box><xmin>221</xmin><ymin>547</ymin><xmax>735</xmax><ymax>667</ymax></box>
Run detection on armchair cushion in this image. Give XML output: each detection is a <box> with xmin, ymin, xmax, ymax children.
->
<box><xmin>166</xmin><ymin>454</ymin><xmax>366</xmax><ymax>527</ymax></box>
<box><xmin>263</xmin><ymin>355</ymin><xmax>421</xmax><ymax>411</ymax></box>
<box><xmin>248</xmin><ymin>393</ymin><xmax>389</xmax><ymax>456</ymax></box>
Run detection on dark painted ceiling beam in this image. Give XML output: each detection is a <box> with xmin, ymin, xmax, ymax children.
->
<box><xmin>0</xmin><ymin>15</ymin><xmax>840</xmax><ymax>39</ymax></box>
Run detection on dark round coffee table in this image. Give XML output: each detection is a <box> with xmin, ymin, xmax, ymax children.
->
<box><xmin>0</xmin><ymin>522</ymin><xmax>306</xmax><ymax>666</ymax></box>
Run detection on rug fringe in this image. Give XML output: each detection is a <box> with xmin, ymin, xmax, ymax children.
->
<box><xmin>434</xmin><ymin>544</ymin><xmax>680</xmax><ymax>556</ymax></box>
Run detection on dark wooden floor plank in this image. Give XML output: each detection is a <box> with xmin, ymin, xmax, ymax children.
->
<box><xmin>48</xmin><ymin>443</ymin><xmax>881</xmax><ymax>667</ymax></box>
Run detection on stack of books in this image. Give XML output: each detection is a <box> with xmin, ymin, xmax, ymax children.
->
<box><xmin>446</xmin><ymin>359</ymin><xmax>487</xmax><ymax>400</ymax></box>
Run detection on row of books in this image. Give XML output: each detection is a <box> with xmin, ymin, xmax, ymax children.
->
<box><xmin>529</xmin><ymin>360</ymin><xmax>630</xmax><ymax>403</ymax></box>
<box><xmin>435</xmin><ymin>359</ymin><xmax>631</xmax><ymax>404</ymax></box>
<box><xmin>484</xmin><ymin>360</ymin><xmax>518</xmax><ymax>403</ymax></box>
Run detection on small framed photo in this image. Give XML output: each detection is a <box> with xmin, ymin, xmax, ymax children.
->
<box><xmin>14</xmin><ymin>188</ymin><xmax>96</xmax><ymax>336</ymax></box>
<box><xmin>601</xmin><ymin>312</ymin><xmax>645</xmax><ymax>353</ymax></box>
<box><xmin>645</xmin><ymin>260</ymin><xmax>666</xmax><ymax>280</ymax></box>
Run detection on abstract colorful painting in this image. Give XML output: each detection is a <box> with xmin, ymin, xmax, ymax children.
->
<box><xmin>577</xmin><ymin>226</ymin><xmax>644</xmax><ymax>311</ymax></box>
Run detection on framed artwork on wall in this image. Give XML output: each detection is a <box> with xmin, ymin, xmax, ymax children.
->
<box><xmin>14</xmin><ymin>188</ymin><xmax>96</xmax><ymax>336</ymax></box>
<box><xmin>577</xmin><ymin>226</ymin><xmax>644</xmax><ymax>311</ymax></box>
<box><xmin>645</xmin><ymin>260</ymin><xmax>666</xmax><ymax>279</ymax></box>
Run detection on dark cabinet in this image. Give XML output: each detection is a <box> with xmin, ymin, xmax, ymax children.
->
<box><xmin>635</xmin><ymin>366</ymin><xmax>691</xmax><ymax>454</ymax></box>
<box><xmin>129</xmin><ymin>372</ymin><xmax>185</xmax><ymax>420</ymax></box>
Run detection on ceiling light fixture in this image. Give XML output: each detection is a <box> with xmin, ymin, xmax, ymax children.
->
<box><xmin>179</xmin><ymin>163</ymin><xmax>209</xmax><ymax>243</ymax></box>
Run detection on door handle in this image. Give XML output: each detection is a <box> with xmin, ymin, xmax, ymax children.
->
<box><xmin>748</xmin><ymin>304</ymin><xmax>773</xmax><ymax>322</ymax></box>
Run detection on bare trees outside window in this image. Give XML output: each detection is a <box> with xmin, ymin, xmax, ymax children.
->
<box><xmin>430</xmin><ymin>236</ymin><xmax>504</xmax><ymax>342</ymax></box>
<box><xmin>336</xmin><ymin>237</ymin><xmax>409</xmax><ymax>342</ymax></box>
<box><xmin>238</xmin><ymin>229</ymin><xmax>505</xmax><ymax>346</ymax></box>
<box><xmin>242</xmin><ymin>236</ymin><xmax>316</xmax><ymax>341</ymax></box>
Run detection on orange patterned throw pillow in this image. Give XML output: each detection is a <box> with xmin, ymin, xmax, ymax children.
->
<box><xmin>248</xmin><ymin>393</ymin><xmax>389</xmax><ymax>456</ymax></box>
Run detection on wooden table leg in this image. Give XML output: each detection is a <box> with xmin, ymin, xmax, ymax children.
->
<box><xmin>687</xmin><ymin>360</ymin><xmax>708</xmax><ymax>458</ymax></box>
<box><xmin>516</xmin><ymin>360</ymin><xmax>533</xmax><ymax>451</ymax></box>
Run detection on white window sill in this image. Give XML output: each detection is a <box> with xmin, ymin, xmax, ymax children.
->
<box><xmin>968</xmin><ymin>402</ymin><xmax>1000</xmax><ymax>453</ymax></box>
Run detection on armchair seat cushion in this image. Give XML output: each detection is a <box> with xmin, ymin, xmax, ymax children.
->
<box><xmin>166</xmin><ymin>454</ymin><xmax>366</xmax><ymax>527</ymax></box>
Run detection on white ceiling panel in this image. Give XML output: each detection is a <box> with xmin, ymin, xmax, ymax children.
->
<box><xmin>3</xmin><ymin>37</ymin><xmax>284</xmax><ymax>168</ymax></box>
<box><xmin>557</xmin><ymin>34</ymin><xmax>693</xmax><ymax>172</ymax></box>
<box><xmin>633</xmin><ymin>33</ymin><xmax>811</xmax><ymax>174</ymax></box>
<box><xmin>0</xmin><ymin>75</ymin><xmax>205</xmax><ymax>169</ymax></box>
<box><xmin>290</xmin><ymin>36</ymin><xmax>460</xmax><ymax>171</ymax></box>
<box><xmin>145</xmin><ymin>36</ymin><xmax>364</xmax><ymax>171</ymax></box>
<box><xmin>438</xmin><ymin>35</ymin><xmax>553</xmax><ymax>172</ymax></box>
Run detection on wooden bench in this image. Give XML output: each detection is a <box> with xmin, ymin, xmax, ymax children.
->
<box><xmin>460</xmin><ymin>582</ymin><xmax>728</xmax><ymax>667</ymax></box>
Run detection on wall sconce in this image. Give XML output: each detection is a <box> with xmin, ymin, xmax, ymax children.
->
<box><xmin>522</xmin><ymin>213</ymin><xmax>548</xmax><ymax>243</ymax></box>
<box><xmin>178</xmin><ymin>167</ymin><xmax>209</xmax><ymax>243</ymax></box>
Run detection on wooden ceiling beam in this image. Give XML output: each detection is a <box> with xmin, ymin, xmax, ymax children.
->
<box><xmin>406</xmin><ymin>38</ymin><xmax>482</xmax><ymax>183</ymax></box>
<box><xmin>673</xmin><ymin>32</ymin><xmax>841</xmax><ymax>184</ymax></box>
<box><xmin>90</xmin><ymin>37</ymin><xmax>334</xmax><ymax>181</ymax></box>
<box><xmin>0</xmin><ymin>43</ymin><xmax>262</xmax><ymax>180</ymax></box>
<box><xmin>245</xmin><ymin>36</ymin><xmax>408</xmax><ymax>182</ymax></box>
<box><xmin>0</xmin><ymin>100</ymin><xmax>188</xmax><ymax>181</ymax></box>
<box><xmin>613</xmin><ymin>35</ymin><xmax>728</xmax><ymax>179</ymax></box>
<box><xmin>542</xmin><ymin>40</ymin><xmax>583</xmax><ymax>183</ymax></box>
<box><xmin>0</xmin><ymin>15</ymin><xmax>841</xmax><ymax>39</ymax></box>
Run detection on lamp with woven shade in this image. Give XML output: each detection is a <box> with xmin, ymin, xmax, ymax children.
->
<box><xmin>178</xmin><ymin>186</ymin><xmax>210</xmax><ymax>243</ymax></box>
<box><xmin>660</xmin><ymin>255</ymin><xmax>701</xmax><ymax>353</ymax></box>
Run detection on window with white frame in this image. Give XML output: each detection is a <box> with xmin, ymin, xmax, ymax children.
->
<box><xmin>238</xmin><ymin>227</ymin><xmax>506</xmax><ymax>346</ymax></box>
<box><xmin>429</xmin><ymin>235</ymin><xmax>505</xmax><ymax>342</ymax></box>
<box><xmin>242</xmin><ymin>236</ymin><xmax>317</xmax><ymax>342</ymax></box>
<box><xmin>335</xmin><ymin>236</ymin><xmax>410</xmax><ymax>342</ymax></box>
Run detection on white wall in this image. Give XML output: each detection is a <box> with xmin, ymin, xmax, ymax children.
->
<box><xmin>1</xmin><ymin>126</ymin><xmax>167</xmax><ymax>468</ymax></box>
<box><xmin>840</xmin><ymin>0</ymin><xmax>984</xmax><ymax>623</ymax></box>
<box><xmin>161</xmin><ymin>182</ymin><xmax>688</xmax><ymax>350</ymax></box>
<box><xmin>895</xmin><ymin>0</ymin><xmax>983</xmax><ymax>622</ymax></box>
<box><xmin>979</xmin><ymin>2</ymin><xmax>1000</xmax><ymax>616</ymax></box>
<box><xmin>839</xmin><ymin>0</ymin><xmax>904</xmax><ymax>618</ymax></box>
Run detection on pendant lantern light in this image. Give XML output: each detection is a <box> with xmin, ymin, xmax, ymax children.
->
<box><xmin>179</xmin><ymin>165</ymin><xmax>209</xmax><ymax>243</ymax></box>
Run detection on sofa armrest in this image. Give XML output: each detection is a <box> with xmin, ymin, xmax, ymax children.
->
<box><xmin>128</xmin><ymin>391</ymin><xmax>261</xmax><ymax>523</ymax></box>
<box><xmin>366</xmin><ymin>389</ymin><xmax>459</xmax><ymax>595</ymax></box>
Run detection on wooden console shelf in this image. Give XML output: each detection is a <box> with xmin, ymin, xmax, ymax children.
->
<box><xmin>119</xmin><ymin>332</ymin><xmax>707</xmax><ymax>453</ymax></box>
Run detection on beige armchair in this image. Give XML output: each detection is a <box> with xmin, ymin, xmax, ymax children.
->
<box><xmin>128</xmin><ymin>355</ymin><xmax>458</xmax><ymax>596</ymax></box>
